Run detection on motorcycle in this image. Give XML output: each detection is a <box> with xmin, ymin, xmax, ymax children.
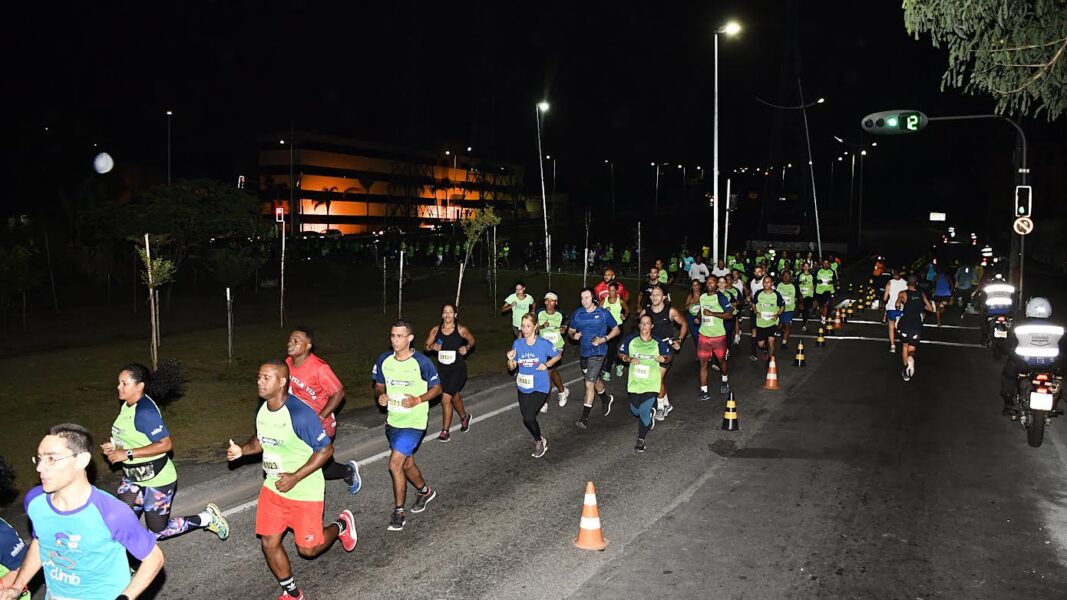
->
<box><xmin>986</xmin><ymin>314</ymin><xmax>1013</xmax><ymax>359</ymax></box>
<box><xmin>1011</xmin><ymin>370</ymin><xmax>1063</xmax><ymax>447</ymax></box>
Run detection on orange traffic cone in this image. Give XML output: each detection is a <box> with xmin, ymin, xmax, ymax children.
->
<box><xmin>575</xmin><ymin>481</ymin><xmax>608</xmax><ymax>551</ymax></box>
<box><xmin>763</xmin><ymin>356</ymin><xmax>780</xmax><ymax>390</ymax></box>
<box><xmin>834</xmin><ymin>309</ymin><xmax>843</xmax><ymax>330</ymax></box>
<box><xmin>721</xmin><ymin>392</ymin><xmax>740</xmax><ymax>431</ymax></box>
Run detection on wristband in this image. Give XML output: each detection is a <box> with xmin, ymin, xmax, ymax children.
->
<box><xmin>126</xmin><ymin>449</ymin><xmax>134</xmax><ymax>460</ymax></box>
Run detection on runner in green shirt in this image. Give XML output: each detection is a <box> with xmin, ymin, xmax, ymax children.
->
<box><xmin>815</xmin><ymin>259</ymin><xmax>838</xmax><ymax>321</ymax></box>
<box><xmin>600</xmin><ymin>282</ymin><xmax>629</xmax><ymax>382</ymax></box>
<box><xmin>797</xmin><ymin>262</ymin><xmax>816</xmax><ymax>331</ymax></box>
<box><xmin>502</xmin><ymin>281</ymin><xmax>536</xmax><ymax>338</ymax></box>
<box><xmin>617</xmin><ymin>314</ymin><xmax>674</xmax><ymax>453</ymax></box>
<box><xmin>754</xmin><ymin>276</ymin><xmax>786</xmax><ymax>360</ymax></box>
<box><xmin>775</xmin><ymin>270</ymin><xmax>799</xmax><ymax>348</ymax></box>
<box><xmin>697</xmin><ymin>276</ymin><xmax>734</xmax><ymax>399</ymax></box>
<box><xmin>372</xmin><ymin>320</ymin><xmax>443</xmax><ymax>531</ymax></box>
<box><xmin>538</xmin><ymin>291</ymin><xmax>572</xmax><ymax>407</ymax></box>
<box><xmin>226</xmin><ymin>359</ymin><xmax>357</xmax><ymax>600</ymax></box>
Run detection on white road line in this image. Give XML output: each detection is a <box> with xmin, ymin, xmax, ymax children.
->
<box><xmin>849</xmin><ymin>319</ymin><xmax>980</xmax><ymax>331</ymax></box>
<box><xmin>739</xmin><ymin>331</ymin><xmax>985</xmax><ymax>349</ymax></box>
<box><xmin>221</xmin><ymin>371</ymin><xmax>586</xmax><ymax>518</ymax></box>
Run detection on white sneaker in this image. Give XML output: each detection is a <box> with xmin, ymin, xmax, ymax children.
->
<box><xmin>654</xmin><ymin>408</ymin><xmax>666</xmax><ymax>422</ymax></box>
<box><xmin>906</xmin><ymin>357</ymin><xmax>915</xmax><ymax>377</ymax></box>
<box><xmin>662</xmin><ymin>403</ymin><xmax>674</xmax><ymax>417</ymax></box>
<box><xmin>557</xmin><ymin>387</ymin><xmax>570</xmax><ymax>407</ymax></box>
<box><xmin>539</xmin><ymin>401</ymin><xmax>548</xmax><ymax>414</ymax></box>
<box><xmin>889</xmin><ymin>344</ymin><xmax>896</xmax><ymax>353</ymax></box>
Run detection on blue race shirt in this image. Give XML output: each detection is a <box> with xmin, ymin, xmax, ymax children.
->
<box><xmin>511</xmin><ymin>337</ymin><xmax>559</xmax><ymax>394</ymax></box>
<box><xmin>25</xmin><ymin>486</ymin><xmax>157</xmax><ymax>599</ymax></box>
<box><xmin>934</xmin><ymin>274</ymin><xmax>952</xmax><ymax>296</ymax></box>
<box><xmin>568</xmin><ymin>306</ymin><xmax>618</xmax><ymax>357</ymax></box>
<box><xmin>0</xmin><ymin>517</ymin><xmax>27</xmax><ymax>572</ymax></box>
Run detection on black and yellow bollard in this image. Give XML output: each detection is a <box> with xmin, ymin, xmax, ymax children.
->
<box><xmin>721</xmin><ymin>392</ymin><xmax>740</xmax><ymax>431</ymax></box>
<box><xmin>846</xmin><ymin>306</ymin><xmax>853</xmax><ymax>322</ymax></box>
<box><xmin>825</xmin><ymin>319</ymin><xmax>835</xmax><ymax>335</ymax></box>
<box><xmin>793</xmin><ymin>341</ymin><xmax>806</xmax><ymax>367</ymax></box>
<box><xmin>816</xmin><ymin>327</ymin><xmax>826</xmax><ymax>347</ymax></box>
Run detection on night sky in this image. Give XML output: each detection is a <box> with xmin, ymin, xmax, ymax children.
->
<box><xmin>11</xmin><ymin>1</ymin><xmax>1066</xmax><ymax>231</ymax></box>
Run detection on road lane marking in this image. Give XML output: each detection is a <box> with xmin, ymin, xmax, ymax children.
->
<box><xmin>849</xmin><ymin>319</ymin><xmax>979</xmax><ymax>331</ymax></box>
<box><xmin>739</xmin><ymin>331</ymin><xmax>984</xmax><ymax>349</ymax></box>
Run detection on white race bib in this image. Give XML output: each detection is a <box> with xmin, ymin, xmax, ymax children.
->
<box><xmin>542</xmin><ymin>330</ymin><xmax>560</xmax><ymax>344</ymax></box>
<box><xmin>387</xmin><ymin>394</ymin><xmax>411</xmax><ymax>413</ymax></box>
<box><xmin>517</xmin><ymin>373</ymin><xmax>535</xmax><ymax>389</ymax></box>
<box><xmin>701</xmin><ymin>315</ymin><xmax>714</xmax><ymax>327</ymax></box>
<box><xmin>633</xmin><ymin>364</ymin><xmax>651</xmax><ymax>380</ymax></box>
<box><xmin>262</xmin><ymin>453</ymin><xmax>283</xmax><ymax>477</ymax></box>
<box><xmin>438</xmin><ymin>350</ymin><xmax>456</xmax><ymax>365</ymax></box>
<box><xmin>782</xmin><ymin>295</ymin><xmax>793</xmax><ymax>305</ymax></box>
<box><xmin>761</xmin><ymin>312</ymin><xmax>777</xmax><ymax>320</ymax></box>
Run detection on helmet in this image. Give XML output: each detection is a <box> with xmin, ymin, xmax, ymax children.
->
<box><xmin>1025</xmin><ymin>297</ymin><xmax>1052</xmax><ymax>319</ymax></box>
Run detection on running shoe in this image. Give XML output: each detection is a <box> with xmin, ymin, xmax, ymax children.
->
<box><xmin>901</xmin><ymin>367</ymin><xmax>911</xmax><ymax>382</ymax></box>
<box><xmin>388</xmin><ymin>509</ymin><xmax>406</xmax><ymax>531</ymax></box>
<box><xmin>532</xmin><ymin>437</ymin><xmax>548</xmax><ymax>458</ymax></box>
<box><xmin>460</xmin><ymin>412</ymin><xmax>472</xmax><ymax>432</ymax></box>
<box><xmin>634</xmin><ymin>438</ymin><xmax>646</xmax><ymax>453</ymax></box>
<box><xmin>648</xmin><ymin>407</ymin><xmax>656</xmax><ymax>430</ymax></box>
<box><xmin>906</xmin><ymin>357</ymin><xmax>915</xmax><ymax>378</ymax></box>
<box><xmin>576</xmin><ymin>417</ymin><xmax>589</xmax><ymax>430</ymax></box>
<box><xmin>601</xmin><ymin>371</ymin><xmax>612</xmax><ymax>382</ymax></box>
<box><xmin>278</xmin><ymin>590</ymin><xmax>305</xmax><ymax>600</ymax></box>
<box><xmin>654</xmin><ymin>407</ymin><xmax>666</xmax><ymax>422</ymax></box>
<box><xmin>615</xmin><ymin>364</ymin><xmax>624</xmax><ymax>377</ymax></box>
<box><xmin>749</xmin><ymin>354</ymin><xmax>758</xmax><ymax>362</ymax></box>
<box><xmin>438</xmin><ymin>429</ymin><xmax>451</xmax><ymax>443</ymax></box>
<box><xmin>699</xmin><ymin>390</ymin><xmax>711</xmax><ymax>402</ymax></box>
<box><xmin>558</xmin><ymin>387</ymin><xmax>570</xmax><ymax>407</ymax></box>
<box><xmin>539</xmin><ymin>401</ymin><xmax>548</xmax><ymax>414</ymax></box>
<box><xmin>719</xmin><ymin>381</ymin><xmax>730</xmax><ymax>396</ymax></box>
<box><xmin>344</xmin><ymin>459</ymin><xmax>362</xmax><ymax>495</ymax></box>
<box><xmin>711</xmin><ymin>362</ymin><xmax>721</xmax><ymax>372</ymax></box>
<box><xmin>337</xmin><ymin>509</ymin><xmax>357</xmax><ymax>552</ymax></box>
<box><xmin>662</xmin><ymin>402</ymin><xmax>674</xmax><ymax>417</ymax></box>
<box><xmin>601</xmin><ymin>394</ymin><xmax>615</xmax><ymax>417</ymax></box>
<box><xmin>801</xmin><ymin>324</ymin><xmax>808</xmax><ymax>332</ymax></box>
<box><xmin>411</xmin><ymin>487</ymin><xmax>436</xmax><ymax>513</ymax></box>
<box><xmin>204</xmin><ymin>503</ymin><xmax>229</xmax><ymax>541</ymax></box>
<box><xmin>889</xmin><ymin>344</ymin><xmax>896</xmax><ymax>353</ymax></box>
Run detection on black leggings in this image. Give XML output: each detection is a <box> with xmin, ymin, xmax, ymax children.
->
<box><xmin>518</xmin><ymin>391</ymin><xmax>548</xmax><ymax>441</ymax></box>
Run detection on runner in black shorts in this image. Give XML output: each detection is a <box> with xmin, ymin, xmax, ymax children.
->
<box><xmin>423</xmin><ymin>303</ymin><xmax>475</xmax><ymax>442</ymax></box>
<box><xmin>894</xmin><ymin>275</ymin><xmax>934</xmax><ymax>382</ymax></box>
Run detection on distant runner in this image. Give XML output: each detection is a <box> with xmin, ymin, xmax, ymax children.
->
<box><xmin>501</xmin><ymin>282</ymin><xmax>536</xmax><ymax>338</ymax></box>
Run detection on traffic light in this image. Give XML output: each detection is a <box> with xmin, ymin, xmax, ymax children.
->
<box><xmin>1014</xmin><ymin>185</ymin><xmax>1032</xmax><ymax>218</ymax></box>
<box><xmin>861</xmin><ymin>110</ymin><xmax>928</xmax><ymax>134</ymax></box>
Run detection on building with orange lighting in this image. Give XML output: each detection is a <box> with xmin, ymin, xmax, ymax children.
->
<box><xmin>258</xmin><ymin>133</ymin><xmax>530</xmax><ymax>235</ymax></box>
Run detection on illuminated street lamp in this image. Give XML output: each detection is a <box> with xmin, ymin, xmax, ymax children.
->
<box><xmin>713</xmin><ymin>20</ymin><xmax>741</xmax><ymax>263</ymax></box>
<box><xmin>536</xmin><ymin>101</ymin><xmax>551</xmax><ymax>282</ymax></box>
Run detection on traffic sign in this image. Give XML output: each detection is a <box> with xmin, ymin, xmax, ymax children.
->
<box><xmin>1013</xmin><ymin>216</ymin><xmax>1034</xmax><ymax>236</ymax></box>
<box><xmin>862</xmin><ymin>110</ymin><xmax>928</xmax><ymax>134</ymax></box>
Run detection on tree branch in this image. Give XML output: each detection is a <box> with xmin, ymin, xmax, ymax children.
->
<box><xmin>984</xmin><ymin>36</ymin><xmax>1067</xmax><ymax>53</ymax></box>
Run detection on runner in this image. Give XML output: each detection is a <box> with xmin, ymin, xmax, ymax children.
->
<box><xmin>593</xmin><ymin>266</ymin><xmax>631</xmax><ymax>304</ymax></box>
<box><xmin>894</xmin><ymin>275</ymin><xmax>934</xmax><ymax>381</ymax></box>
<box><xmin>688</xmin><ymin>255</ymin><xmax>710</xmax><ymax>285</ymax></box>
<box><xmin>501</xmin><ymin>281</ymin><xmax>536</xmax><ymax>338</ymax></box>
<box><xmin>569</xmin><ymin>288</ymin><xmax>622</xmax><ymax>429</ymax></box>
<box><xmin>747</xmin><ymin>264</ymin><xmax>767</xmax><ymax>359</ymax></box>
<box><xmin>618</xmin><ymin>314</ymin><xmax>674</xmax><ymax>452</ymax></box>
<box><xmin>931</xmin><ymin>266</ymin><xmax>955</xmax><ymax>327</ymax></box>
<box><xmin>371</xmin><ymin>321</ymin><xmax>443</xmax><ymax>531</ymax></box>
<box><xmin>423</xmin><ymin>304</ymin><xmax>475</xmax><ymax>442</ymax></box>
<box><xmin>711</xmin><ymin>258</ymin><xmax>730</xmax><ymax>279</ymax></box>
<box><xmin>227</xmin><ymin>359</ymin><xmax>356</xmax><ymax>600</ymax></box>
<box><xmin>601</xmin><ymin>282</ymin><xmax>629</xmax><ymax>381</ymax></box>
<box><xmin>815</xmin><ymin>259</ymin><xmax>837</xmax><ymax>322</ymax></box>
<box><xmin>286</xmin><ymin>327</ymin><xmax>362</xmax><ymax>493</ymax></box>
<box><xmin>654</xmin><ymin>259</ymin><xmax>674</xmax><ymax>288</ymax></box>
<box><xmin>697</xmin><ymin>275</ymin><xmax>733</xmax><ymax>400</ymax></box>
<box><xmin>9</xmin><ymin>424</ymin><xmax>164</xmax><ymax>600</ymax></box>
<box><xmin>720</xmin><ymin>274</ymin><xmax>741</xmax><ymax>352</ymax></box>
<box><xmin>883</xmin><ymin>269</ymin><xmax>909</xmax><ymax>352</ymax></box>
<box><xmin>753</xmin><ymin>276</ymin><xmax>786</xmax><ymax>361</ymax></box>
<box><xmin>538</xmin><ymin>291</ymin><xmax>572</xmax><ymax>407</ymax></box>
<box><xmin>507</xmin><ymin>313</ymin><xmax>562</xmax><ymax>458</ymax></box>
<box><xmin>797</xmin><ymin>262</ymin><xmax>816</xmax><ymax>332</ymax></box>
<box><xmin>102</xmin><ymin>362</ymin><xmax>230</xmax><ymax>541</ymax></box>
<box><xmin>775</xmin><ymin>270</ymin><xmax>798</xmax><ymax>348</ymax></box>
<box><xmin>641</xmin><ymin>286</ymin><xmax>687</xmax><ymax>420</ymax></box>
<box><xmin>684</xmin><ymin>278</ymin><xmax>703</xmax><ymax>346</ymax></box>
<box><xmin>0</xmin><ymin>458</ymin><xmax>28</xmax><ymax>600</ymax></box>
<box><xmin>638</xmin><ymin>266</ymin><xmax>670</xmax><ymax>312</ymax></box>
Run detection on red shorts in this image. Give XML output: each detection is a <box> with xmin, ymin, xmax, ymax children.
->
<box><xmin>255</xmin><ymin>486</ymin><xmax>326</xmax><ymax>548</ymax></box>
<box><xmin>697</xmin><ymin>334</ymin><xmax>727</xmax><ymax>362</ymax></box>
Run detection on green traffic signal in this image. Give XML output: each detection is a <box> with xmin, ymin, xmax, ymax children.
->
<box><xmin>862</xmin><ymin>110</ymin><xmax>928</xmax><ymax>134</ymax></box>
<box><xmin>887</xmin><ymin>116</ymin><xmax>898</xmax><ymax>127</ymax></box>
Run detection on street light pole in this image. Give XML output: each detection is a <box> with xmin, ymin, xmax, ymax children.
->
<box><xmin>712</xmin><ymin>21</ymin><xmax>740</xmax><ymax>264</ymax></box>
<box><xmin>166</xmin><ymin>110</ymin><xmax>173</xmax><ymax>185</ymax></box>
<box><xmin>605</xmin><ymin>160</ymin><xmax>615</xmax><ymax>219</ymax></box>
<box><xmin>653</xmin><ymin>163</ymin><xmax>661</xmax><ymax>210</ymax></box>
<box><xmin>536</xmin><ymin>101</ymin><xmax>551</xmax><ymax>283</ymax></box>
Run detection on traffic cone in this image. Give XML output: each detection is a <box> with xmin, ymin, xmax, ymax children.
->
<box><xmin>816</xmin><ymin>327</ymin><xmax>826</xmax><ymax>347</ymax></box>
<box><xmin>825</xmin><ymin>319</ymin><xmax>835</xmax><ymax>334</ymax></box>
<box><xmin>763</xmin><ymin>356</ymin><xmax>780</xmax><ymax>390</ymax></box>
<box><xmin>575</xmin><ymin>481</ymin><xmax>608</xmax><ymax>551</ymax></box>
<box><xmin>793</xmin><ymin>341</ymin><xmax>806</xmax><ymax>367</ymax></box>
<box><xmin>721</xmin><ymin>392</ymin><xmax>740</xmax><ymax>431</ymax></box>
<box><xmin>847</xmin><ymin>306</ymin><xmax>854</xmax><ymax>321</ymax></box>
<box><xmin>834</xmin><ymin>309</ymin><xmax>843</xmax><ymax>329</ymax></box>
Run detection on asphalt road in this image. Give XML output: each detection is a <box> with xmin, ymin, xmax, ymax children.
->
<box><xmin>12</xmin><ymin>276</ymin><xmax>1067</xmax><ymax>599</ymax></box>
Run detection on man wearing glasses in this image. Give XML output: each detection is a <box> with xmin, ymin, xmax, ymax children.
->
<box><xmin>1</xmin><ymin>424</ymin><xmax>163</xmax><ymax>600</ymax></box>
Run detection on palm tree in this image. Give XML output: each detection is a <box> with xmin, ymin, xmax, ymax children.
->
<box><xmin>314</xmin><ymin>186</ymin><xmax>338</xmax><ymax>229</ymax></box>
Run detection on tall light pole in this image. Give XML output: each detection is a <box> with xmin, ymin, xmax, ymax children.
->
<box><xmin>834</xmin><ymin>135</ymin><xmax>876</xmax><ymax>247</ymax></box>
<box><xmin>536</xmin><ymin>101</ymin><xmax>551</xmax><ymax>282</ymax></box>
<box><xmin>166</xmin><ymin>110</ymin><xmax>173</xmax><ymax>185</ymax></box>
<box><xmin>604</xmin><ymin>159</ymin><xmax>615</xmax><ymax>218</ymax></box>
<box><xmin>678</xmin><ymin>164</ymin><xmax>687</xmax><ymax>200</ymax></box>
<box><xmin>713</xmin><ymin>20</ymin><xmax>741</xmax><ymax>265</ymax></box>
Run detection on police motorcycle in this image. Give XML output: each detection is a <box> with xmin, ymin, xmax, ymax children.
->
<box><xmin>1006</xmin><ymin>298</ymin><xmax>1064</xmax><ymax>448</ymax></box>
<box><xmin>980</xmin><ymin>275</ymin><xmax>1014</xmax><ymax>359</ymax></box>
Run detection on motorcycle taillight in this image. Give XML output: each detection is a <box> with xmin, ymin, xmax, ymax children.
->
<box><xmin>1035</xmin><ymin>373</ymin><xmax>1049</xmax><ymax>382</ymax></box>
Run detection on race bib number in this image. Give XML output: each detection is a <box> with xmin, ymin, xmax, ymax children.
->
<box><xmin>542</xmin><ymin>330</ymin><xmax>560</xmax><ymax>344</ymax></box>
<box><xmin>262</xmin><ymin>453</ymin><xmax>282</xmax><ymax>477</ymax></box>
<box><xmin>782</xmin><ymin>295</ymin><xmax>793</xmax><ymax>305</ymax></box>
<box><xmin>387</xmin><ymin>394</ymin><xmax>411</xmax><ymax>413</ymax></box>
<box><xmin>633</xmin><ymin>364</ymin><xmax>651</xmax><ymax>380</ymax></box>
<box><xmin>517</xmin><ymin>373</ymin><xmax>535</xmax><ymax>389</ymax></box>
<box><xmin>820</xmin><ymin>277</ymin><xmax>831</xmax><ymax>284</ymax></box>
<box><xmin>701</xmin><ymin>315</ymin><xmax>714</xmax><ymax>327</ymax></box>
<box><xmin>438</xmin><ymin>350</ymin><xmax>457</xmax><ymax>365</ymax></box>
<box><xmin>761</xmin><ymin>312</ymin><xmax>777</xmax><ymax>320</ymax></box>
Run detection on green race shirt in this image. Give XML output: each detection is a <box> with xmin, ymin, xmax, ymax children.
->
<box><xmin>256</xmin><ymin>397</ymin><xmax>330</xmax><ymax>501</ymax></box>
<box><xmin>602</xmin><ymin>296</ymin><xmax>624</xmax><ymax>326</ymax></box>
<box><xmin>657</xmin><ymin>270</ymin><xmax>668</xmax><ymax>284</ymax></box>
<box><xmin>110</xmin><ymin>397</ymin><xmax>176</xmax><ymax>487</ymax></box>
<box><xmin>371</xmin><ymin>351</ymin><xmax>440</xmax><ymax>430</ymax></box>
<box><xmin>620</xmin><ymin>334</ymin><xmax>671</xmax><ymax>394</ymax></box>
<box><xmin>816</xmin><ymin>268</ymin><xmax>836</xmax><ymax>294</ymax></box>
<box><xmin>698</xmin><ymin>292</ymin><xmax>730</xmax><ymax>338</ymax></box>
<box><xmin>538</xmin><ymin>309</ymin><xmax>567</xmax><ymax>350</ymax></box>
<box><xmin>504</xmin><ymin>293</ymin><xmax>535</xmax><ymax>329</ymax></box>
<box><xmin>776</xmin><ymin>282</ymin><xmax>798</xmax><ymax>311</ymax></box>
<box><xmin>755</xmin><ymin>290</ymin><xmax>784</xmax><ymax>327</ymax></box>
<box><xmin>798</xmin><ymin>273</ymin><xmax>814</xmax><ymax>297</ymax></box>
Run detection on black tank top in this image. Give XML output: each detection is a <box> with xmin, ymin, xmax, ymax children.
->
<box><xmin>435</xmin><ymin>324</ymin><xmax>466</xmax><ymax>365</ymax></box>
<box><xmin>900</xmin><ymin>289</ymin><xmax>925</xmax><ymax>324</ymax></box>
<box><xmin>648</xmin><ymin>304</ymin><xmax>675</xmax><ymax>342</ymax></box>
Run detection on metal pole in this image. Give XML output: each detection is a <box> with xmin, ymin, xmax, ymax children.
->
<box><xmin>797</xmin><ymin>78</ymin><xmax>823</xmax><ymax>261</ymax></box>
<box><xmin>166</xmin><ymin>112</ymin><xmax>172</xmax><ymax>185</ymax></box>
<box><xmin>848</xmin><ymin>154</ymin><xmax>856</xmax><ymax>239</ymax></box>
<box><xmin>536</xmin><ymin>107</ymin><xmax>551</xmax><ymax>286</ymax></box>
<box><xmin>857</xmin><ymin>146</ymin><xmax>865</xmax><ymax>248</ymax></box>
<box><xmin>382</xmin><ymin>254</ymin><xmax>387</xmax><ymax>314</ymax></box>
<box><xmin>713</xmin><ymin>31</ymin><xmax>720</xmax><ymax>265</ymax></box>
<box><xmin>279</xmin><ymin>217</ymin><xmax>286</xmax><ymax>328</ymax></box>
<box><xmin>398</xmin><ymin>249</ymin><xmax>404</xmax><ymax>318</ymax></box>
<box><xmin>724</xmin><ymin>178</ymin><xmax>732</xmax><ymax>259</ymax></box>
<box><xmin>609</xmin><ymin>162</ymin><xmax>616</xmax><ymax>219</ymax></box>
<box><xmin>637</xmin><ymin>221</ymin><xmax>642</xmax><ymax>283</ymax></box>
<box><xmin>583</xmin><ymin>211</ymin><xmax>590</xmax><ymax>287</ymax></box>
<box><xmin>654</xmin><ymin>165</ymin><xmax>660</xmax><ymax>210</ymax></box>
